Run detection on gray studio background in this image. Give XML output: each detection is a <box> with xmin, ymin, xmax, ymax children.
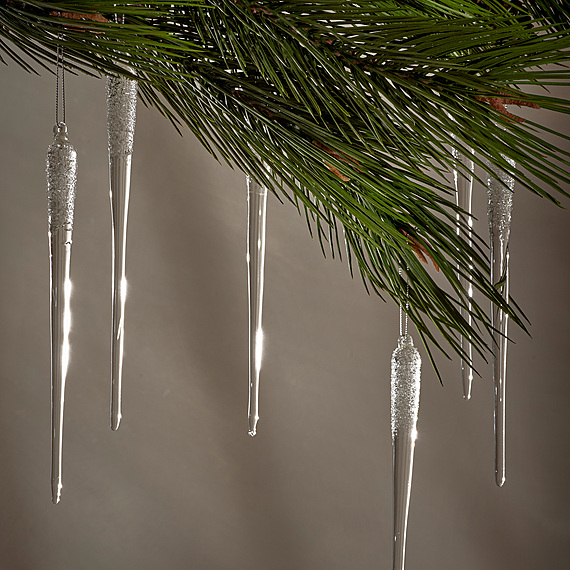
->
<box><xmin>1</xmin><ymin>60</ymin><xmax>569</xmax><ymax>569</ymax></box>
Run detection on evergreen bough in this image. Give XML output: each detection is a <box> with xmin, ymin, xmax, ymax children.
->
<box><xmin>2</xmin><ymin>1</ymin><xmax>570</xmax><ymax>375</ymax></box>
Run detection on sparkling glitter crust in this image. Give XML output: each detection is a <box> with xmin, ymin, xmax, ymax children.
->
<box><xmin>391</xmin><ymin>335</ymin><xmax>421</xmax><ymax>439</ymax></box>
<box><xmin>46</xmin><ymin>124</ymin><xmax>77</xmax><ymax>230</ymax></box>
<box><xmin>486</xmin><ymin>158</ymin><xmax>515</xmax><ymax>245</ymax></box>
<box><xmin>106</xmin><ymin>73</ymin><xmax>137</xmax><ymax>156</ymax></box>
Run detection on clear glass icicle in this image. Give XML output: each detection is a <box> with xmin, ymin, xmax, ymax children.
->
<box><xmin>46</xmin><ymin>122</ymin><xmax>77</xmax><ymax>504</ymax></box>
<box><xmin>452</xmin><ymin>146</ymin><xmax>475</xmax><ymax>399</ymax></box>
<box><xmin>246</xmin><ymin>175</ymin><xmax>268</xmax><ymax>437</ymax></box>
<box><xmin>391</xmin><ymin>298</ymin><xmax>421</xmax><ymax>570</ymax></box>
<box><xmin>485</xmin><ymin>157</ymin><xmax>515</xmax><ymax>487</ymax></box>
<box><xmin>106</xmin><ymin>72</ymin><xmax>137</xmax><ymax>431</ymax></box>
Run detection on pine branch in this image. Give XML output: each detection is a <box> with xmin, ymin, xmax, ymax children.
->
<box><xmin>1</xmin><ymin>1</ymin><xmax>569</xmax><ymax>372</ymax></box>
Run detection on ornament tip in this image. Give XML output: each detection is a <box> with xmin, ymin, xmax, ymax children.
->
<box><xmin>248</xmin><ymin>416</ymin><xmax>258</xmax><ymax>437</ymax></box>
<box><xmin>460</xmin><ymin>361</ymin><xmax>473</xmax><ymax>400</ymax></box>
<box><xmin>51</xmin><ymin>482</ymin><xmax>62</xmax><ymax>504</ymax></box>
<box><xmin>111</xmin><ymin>413</ymin><xmax>122</xmax><ymax>431</ymax></box>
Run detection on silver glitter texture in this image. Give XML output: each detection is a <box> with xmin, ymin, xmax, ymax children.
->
<box><xmin>46</xmin><ymin>123</ymin><xmax>77</xmax><ymax>230</ymax></box>
<box><xmin>391</xmin><ymin>335</ymin><xmax>421</xmax><ymax>439</ymax></box>
<box><xmin>486</xmin><ymin>157</ymin><xmax>515</xmax><ymax>245</ymax></box>
<box><xmin>106</xmin><ymin>73</ymin><xmax>137</xmax><ymax>157</ymax></box>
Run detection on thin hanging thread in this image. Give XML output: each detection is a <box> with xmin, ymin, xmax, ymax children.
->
<box><xmin>399</xmin><ymin>266</ymin><xmax>409</xmax><ymax>337</ymax></box>
<box><xmin>55</xmin><ymin>41</ymin><xmax>66</xmax><ymax>126</ymax></box>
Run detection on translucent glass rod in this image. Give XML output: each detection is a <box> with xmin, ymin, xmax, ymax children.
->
<box><xmin>106</xmin><ymin>73</ymin><xmax>137</xmax><ymax>431</ymax></box>
<box><xmin>391</xmin><ymin>334</ymin><xmax>421</xmax><ymax>570</ymax></box>
<box><xmin>452</xmin><ymin>147</ymin><xmax>475</xmax><ymax>399</ymax></box>
<box><xmin>46</xmin><ymin>123</ymin><xmax>77</xmax><ymax>503</ymax></box>
<box><xmin>486</xmin><ymin>157</ymin><xmax>515</xmax><ymax>487</ymax></box>
<box><xmin>246</xmin><ymin>175</ymin><xmax>268</xmax><ymax>437</ymax></box>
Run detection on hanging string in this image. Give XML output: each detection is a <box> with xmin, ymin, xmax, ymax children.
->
<box><xmin>55</xmin><ymin>40</ymin><xmax>66</xmax><ymax>126</ymax></box>
<box><xmin>398</xmin><ymin>266</ymin><xmax>410</xmax><ymax>338</ymax></box>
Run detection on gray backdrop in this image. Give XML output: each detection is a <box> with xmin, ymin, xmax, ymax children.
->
<box><xmin>1</xmin><ymin>61</ymin><xmax>569</xmax><ymax>569</ymax></box>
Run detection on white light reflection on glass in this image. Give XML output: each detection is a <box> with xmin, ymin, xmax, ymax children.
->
<box><xmin>61</xmin><ymin>278</ymin><xmax>72</xmax><ymax>378</ymax></box>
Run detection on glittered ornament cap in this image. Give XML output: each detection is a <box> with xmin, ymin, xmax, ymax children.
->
<box><xmin>486</xmin><ymin>157</ymin><xmax>515</xmax><ymax>244</ymax></box>
<box><xmin>390</xmin><ymin>334</ymin><xmax>421</xmax><ymax>439</ymax></box>
<box><xmin>46</xmin><ymin>123</ymin><xmax>77</xmax><ymax>230</ymax></box>
<box><xmin>106</xmin><ymin>73</ymin><xmax>137</xmax><ymax>157</ymax></box>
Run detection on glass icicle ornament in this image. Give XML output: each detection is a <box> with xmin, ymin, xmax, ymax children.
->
<box><xmin>46</xmin><ymin>122</ymin><xmax>77</xmax><ymax>504</ymax></box>
<box><xmin>246</xmin><ymin>175</ymin><xmax>268</xmax><ymax>437</ymax></box>
<box><xmin>485</xmin><ymin>157</ymin><xmax>515</xmax><ymax>487</ymax></box>
<box><xmin>391</xmin><ymin>315</ymin><xmax>421</xmax><ymax>570</ymax></box>
<box><xmin>106</xmin><ymin>72</ymin><xmax>137</xmax><ymax>431</ymax></box>
<box><xmin>452</xmin><ymin>146</ymin><xmax>475</xmax><ymax>399</ymax></box>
